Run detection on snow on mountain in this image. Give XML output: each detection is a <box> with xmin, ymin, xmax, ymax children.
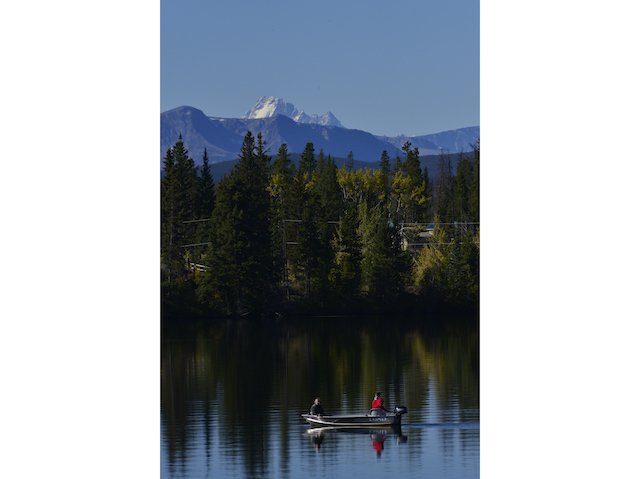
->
<box><xmin>243</xmin><ymin>96</ymin><xmax>344</xmax><ymax>128</ymax></box>
<box><xmin>243</xmin><ymin>96</ymin><xmax>298</xmax><ymax>120</ymax></box>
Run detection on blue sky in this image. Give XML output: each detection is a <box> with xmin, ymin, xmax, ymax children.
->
<box><xmin>161</xmin><ymin>0</ymin><xmax>479</xmax><ymax>137</ymax></box>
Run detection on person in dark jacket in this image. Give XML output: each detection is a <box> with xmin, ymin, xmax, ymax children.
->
<box><xmin>310</xmin><ymin>397</ymin><xmax>325</xmax><ymax>416</ymax></box>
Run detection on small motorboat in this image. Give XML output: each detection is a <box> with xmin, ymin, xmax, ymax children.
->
<box><xmin>302</xmin><ymin>406</ymin><xmax>408</xmax><ymax>428</ymax></box>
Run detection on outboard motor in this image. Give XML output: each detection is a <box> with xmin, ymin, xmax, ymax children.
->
<box><xmin>394</xmin><ymin>406</ymin><xmax>408</xmax><ymax>416</ymax></box>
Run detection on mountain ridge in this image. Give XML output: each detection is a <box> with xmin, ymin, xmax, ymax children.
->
<box><xmin>161</xmin><ymin>104</ymin><xmax>479</xmax><ymax>167</ymax></box>
<box><xmin>242</xmin><ymin>96</ymin><xmax>344</xmax><ymax>128</ymax></box>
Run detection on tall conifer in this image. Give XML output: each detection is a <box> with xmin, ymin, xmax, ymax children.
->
<box><xmin>161</xmin><ymin>136</ymin><xmax>197</xmax><ymax>284</ymax></box>
<box><xmin>199</xmin><ymin>132</ymin><xmax>274</xmax><ymax>314</ymax></box>
<box><xmin>298</xmin><ymin>142</ymin><xmax>316</xmax><ymax>176</ymax></box>
<box><xmin>197</xmin><ymin>148</ymin><xmax>216</xmax><ymax>219</ymax></box>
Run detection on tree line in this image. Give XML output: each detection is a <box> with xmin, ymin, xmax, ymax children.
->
<box><xmin>161</xmin><ymin>132</ymin><xmax>479</xmax><ymax>318</ymax></box>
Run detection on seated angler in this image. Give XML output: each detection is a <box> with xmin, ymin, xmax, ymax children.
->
<box><xmin>310</xmin><ymin>397</ymin><xmax>325</xmax><ymax>416</ymax></box>
<box><xmin>370</xmin><ymin>392</ymin><xmax>387</xmax><ymax>415</ymax></box>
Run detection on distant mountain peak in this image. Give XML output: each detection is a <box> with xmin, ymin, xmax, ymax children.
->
<box><xmin>243</xmin><ymin>96</ymin><xmax>344</xmax><ymax>128</ymax></box>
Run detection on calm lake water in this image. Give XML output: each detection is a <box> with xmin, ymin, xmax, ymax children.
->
<box><xmin>161</xmin><ymin>316</ymin><xmax>479</xmax><ymax>479</ymax></box>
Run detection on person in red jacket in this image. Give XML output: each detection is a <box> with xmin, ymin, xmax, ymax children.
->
<box><xmin>371</xmin><ymin>392</ymin><xmax>385</xmax><ymax>410</ymax></box>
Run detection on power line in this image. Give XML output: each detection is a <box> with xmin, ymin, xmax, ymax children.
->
<box><xmin>182</xmin><ymin>218</ymin><xmax>211</xmax><ymax>224</ymax></box>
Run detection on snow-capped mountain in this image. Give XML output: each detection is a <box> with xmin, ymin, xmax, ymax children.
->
<box><xmin>162</xmin><ymin>105</ymin><xmax>398</xmax><ymax>165</ymax></box>
<box><xmin>243</xmin><ymin>96</ymin><xmax>344</xmax><ymax>128</ymax></box>
<box><xmin>161</xmin><ymin>104</ymin><xmax>478</xmax><ymax>171</ymax></box>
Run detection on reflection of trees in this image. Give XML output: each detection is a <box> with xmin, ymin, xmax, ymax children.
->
<box><xmin>161</xmin><ymin>317</ymin><xmax>478</xmax><ymax>475</ymax></box>
<box><xmin>403</xmin><ymin>322</ymin><xmax>479</xmax><ymax>419</ymax></box>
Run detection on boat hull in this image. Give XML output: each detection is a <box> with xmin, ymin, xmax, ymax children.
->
<box><xmin>302</xmin><ymin>413</ymin><xmax>401</xmax><ymax>427</ymax></box>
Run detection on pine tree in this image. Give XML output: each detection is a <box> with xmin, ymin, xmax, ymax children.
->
<box><xmin>197</xmin><ymin>148</ymin><xmax>216</xmax><ymax>218</ymax></box>
<box><xmin>161</xmin><ymin>147</ymin><xmax>177</xmax><ymax>282</ymax></box>
<box><xmin>470</xmin><ymin>141</ymin><xmax>479</xmax><ymax>222</ymax></box>
<box><xmin>298</xmin><ymin>142</ymin><xmax>316</xmax><ymax>176</ymax></box>
<box><xmin>194</xmin><ymin>149</ymin><xmax>216</xmax><ymax>253</ymax></box>
<box><xmin>422</xmin><ymin>157</ymin><xmax>432</xmax><ymax>221</ymax></box>
<box><xmin>161</xmin><ymin>136</ymin><xmax>197</xmax><ymax>284</ymax></box>
<box><xmin>198</xmin><ymin>131</ymin><xmax>274</xmax><ymax>315</ymax></box>
<box><xmin>434</xmin><ymin>150</ymin><xmax>454</xmax><ymax>223</ymax></box>
<box><xmin>358</xmin><ymin>202</ymin><xmax>406</xmax><ymax>305</ymax></box>
<box><xmin>269</xmin><ymin>143</ymin><xmax>295</xmax><ymax>288</ymax></box>
<box><xmin>297</xmin><ymin>185</ymin><xmax>321</xmax><ymax>298</ymax></box>
<box><xmin>330</xmin><ymin>201</ymin><xmax>361</xmax><ymax>302</ymax></box>
<box><xmin>393</xmin><ymin>155</ymin><xmax>402</xmax><ymax>174</ymax></box>
<box><xmin>313</xmin><ymin>154</ymin><xmax>343</xmax><ymax>302</ymax></box>
<box><xmin>379</xmin><ymin>150</ymin><xmax>390</xmax><ymax>176</ymax></box>
<box><xmin>453</xmin><ymin>152</ymin><xmax>472</xmax><ymax>221</ymax></box>
<box><xmin>402</xmin><ymin>141</ymin><xmax>422</xmax><ymax>181</ymax></box>
<box><xmin>345</xmin><ymin>151</ymin><xmax>354</xmax><ymax>171</ymax></box>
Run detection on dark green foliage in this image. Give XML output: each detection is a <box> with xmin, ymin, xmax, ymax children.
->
<box><xmin>269</xmin><ymin>143</ymin><xmax>296</xmax><ymax>287</ymax></box>
<box><xmin>194</xmin><ymin>148</ymin><xmax>216</xmax><ymax>249</ymax></box>
<box><xmin>358</xmin><ymin>202</ymin><xmax>408</xmax><ymax>305</ymax></box>
<box><xmin>161</xmin><ymin>136</ymin><xmax>198</xmax><ymax>284</ymax></box>
<box><xmin>470</xmin><ymin>141</ymin><xmax>479</xmax><ymax>222</ymax></box>
<box><xmin>379</xmin><ymin>150</ymin><xmax>391</xmax><ymax>199</ymax></box>
<box><xmin>402</xmin><ymin>141</ymin><xmax>422</xmax><ymax>182</ymax></box>
<box><xmin>433</xmin><ymin>150</ymin><xmax>454</xmax><ymax>222</ymax></box>
<box><xmin>197</xmin><ymin>132</ymin><xmax>275</xmax><ymax>315</ymax></box>
<box><xmin>163</xmin><ymin>133</ymin><xmax>480</xmax><ymax>318</ymax></box>
<box><xmin>393</xmin><ymin>155</ymin><xmax>402</xmax><ymax>174</ymax></box>
<box><xmin>197</xmin><ymin>148</ymin><xmax>216</xmax><ymax>218</ymax></box>
<box><xmin>443</xmin><ymin>227</ymin><xmax>479</xmax><ymax>304</ymax></box>
<box><xmin>312</xmin><ymin>154</ymin><xmax>343</xmax><ymax>302</ymax></box>
<box><xmin>453</xmin><ymin>153</ymin><xmax>472</xmax><ymax>221</ymax></box>
<box><xmin>345</xmin><ymin>151</ymin><xmax>354</xmax><ymax>172</ymax></box>
<box><xmin>298</xmin><ymin>142</ymin><xmax>316</xmax><ymax>176</ymax></box>
<box><xmin>330</xmin><ymin>202</ymin><xmax>361</xmax><ymax>301</ymax></box>
<box><xmin>296</xmin><ymin>184</ymin><xmax>322</xmax><ymax>298</ymax></box>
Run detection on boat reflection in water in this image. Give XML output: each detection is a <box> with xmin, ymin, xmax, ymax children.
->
<box><xmin>306</xmin><ymin>426</ymin><xmax>408</xmax><ymax>457</ymax></box>
<box><xmin>309</xmin><ymin>428</ymin><xmax>325</xmax><ymax>452</ymax></box>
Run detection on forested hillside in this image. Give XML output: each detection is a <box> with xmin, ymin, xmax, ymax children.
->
<box><xmin>161</xmin><ymin>132</ymin><xmax>479</xmax><ymax>319</ymax></box>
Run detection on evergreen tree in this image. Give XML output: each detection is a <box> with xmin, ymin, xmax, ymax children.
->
<box><xmin>453</xmin><ymin>152</ymin><xmax>472</xmax><ymax>221</ymax></box>
<box><xmin>161</xmin><ymin>136</ymin><xmax>197</xmax><ymax>284</ymax></box>
<box><xmin>434</xmin><ymin>150</ymin><xmax>454</xmax><ymax>223</ymax></box>
<box><xmin>422</xmin><ymin>157</ymin><xmax>432</xmax><ymax>220</ymax></box>
<box><xmin>357</xmin><ymin>202</ymin><xmax>406</xmax><ymax>305</ymax></box>
<box><xmin>197</xmin><ymin>174</ymin><xmax>241</xmax><ymax>311</ymax></box>
<box><xmin>269</xmin><ymin>143</ymin><xmax>295</xmax><ymax>288</ymax></box>
<box><xmin>198</xmin><ymin>131</ymin><xmax>274</xmax><ymax>314</ymax></box>
<box><xmin>194</xmin><ymin>149</ymin><xmax>216</xmax><ymax>252</ymax></box>
<box><xmin>197</xmin><ymin>148</ymin><xmax>216</xmax><ymax>218</ymax></box>
<box><xmin>298</xmin><ymin>142</ymin><xmax>316</xmax><ymax>176</ymax></box>
<box><xmin>297</xmin><ymin>185</ymin><xmax>321</xmax><ymax>298</ymax></box>
<box><xmin>402</xmin><ymin>141</ymin><xmax>422</xmax><ymax>181</ymax></box>
<box><xmin>379</xmin><ymin>150</ymin><xmax>390</xmax><ymax>176</ymax></box>
<box><xmin>378</xmin><ymin>150</ymin><xmax>391</xmax><ymax>208</ymax></box>
<box><xmin>470</xmin><ymin>141</ymin><xmax>480</xmax><ymax>222</ymax></box>
<box><xmin>330</xmin><ymin>201</ymin><xmax>361</xmax><ymax>302</ymax></box>
<box><xmin>345</xmin><ymin>151</ymin><xmax>354</xmax><ymax>171</ymax></box>
<box><xmin>272</xmin><ymin>143</ymin><xmax>293</xmax><ymax>177</ymax></box>
<box><xmin>313</xmin><ymin>154</ymin><xmax>343</xmax><ymax>302</ymax></box>
<box><xmin>393</xmin><ymin>155</ymin><xmax>402</xmax><ymax>174</ymax></box>
<box><xmin>161</xmin><ymin>147</ymin><xmax>177</xmax><ymax>282</ymax></box>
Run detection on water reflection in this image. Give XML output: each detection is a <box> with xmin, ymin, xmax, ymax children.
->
<box><xmin>161</xmin><ymin>316</ymin><xmax>478</xmax><ymax>478</ymax></box>
<box><xmin>306</xmin><ymin>426</ymin><xmax>408</xmax><ymax>458</ymax></box>
<box><xmin>308</xmin><ymin>429</ymin><xmax>325</xmax><ymax>452</ymax></box>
